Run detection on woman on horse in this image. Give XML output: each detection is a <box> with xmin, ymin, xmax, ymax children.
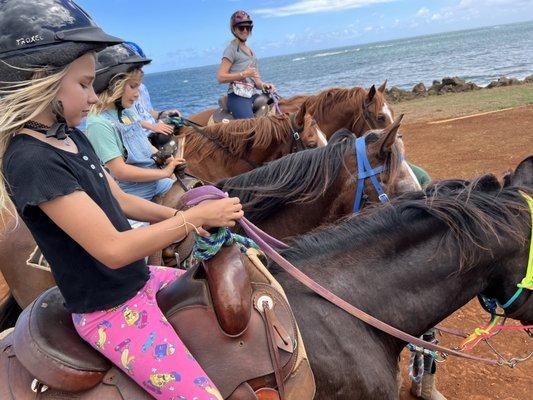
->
<box><xmin>0</xmin><ymin>1</ymin><xmax>243</xmax><ymax>398</ymax></box>
<box><xmin>216</xmin><ymin>10</ymin><xmax>276</xmax><ymax>119</ymax></box>
<box><xmin>85</xmin><ymin>43</ymin><xmax>182</xmax><ymax>202</ymax></box>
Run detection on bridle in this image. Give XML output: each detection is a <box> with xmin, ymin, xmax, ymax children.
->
<box><xmin>352</xmin><ymin>135</ymin><xmax>394</xmax><ymax>213</ymax></box>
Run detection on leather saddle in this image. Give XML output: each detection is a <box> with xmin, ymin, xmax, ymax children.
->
<box><xmin>3</xmin><ymin>245</ymin><xmax>315</xmax><ymax>399</ymax></box>
<box><xmin>211</xmin><ymin>93</ymin><xmax>274</xmax><ymax>124</ymax></box>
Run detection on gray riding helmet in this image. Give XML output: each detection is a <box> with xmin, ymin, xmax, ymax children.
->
<box><xmin>0</xmin><ymin>0</ymin><xmax>123</xmax><ymax>85</ymax></box>
<box><xmin>93</xmin><ymin>43</ymin><xmax>152</xmax><ymax>94</ymax></box>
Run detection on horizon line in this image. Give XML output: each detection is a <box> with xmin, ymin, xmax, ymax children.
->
<box><xmin>145</xmin><ymin>19</ymin><xmax>532</xmax><ymax>76</ymax></box>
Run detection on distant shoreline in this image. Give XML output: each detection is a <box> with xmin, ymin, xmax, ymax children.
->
<box><xmin>146</xmin><ymin>20</ymin><xmax>533</xmax><ymax>75</ymax></box>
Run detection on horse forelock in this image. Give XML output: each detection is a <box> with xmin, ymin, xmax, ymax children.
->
<box><xmin>184</xmin><ymin>115</ymin><xmax>294</xmax><ymax>163</ymax></box>
<box><xmin>363</xmin><ymin>131</ymin><xmax>403</xmax><ymax>197</ymax></box>
<box><xmin>283</xmin><ymin>182</ymin><xmax>530</xmax><ymax>272</ymax></box>
<box><xmin>218</xmin><ymin>136</ymin><xmax>356</xmax><ymax>221</ymax></box>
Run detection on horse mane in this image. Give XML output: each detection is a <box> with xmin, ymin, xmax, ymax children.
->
<box><xmin>283</xmin><ymin>177</ymin><xmax>530</xmax><ymax>271</ymax></box>
<box><xmin>183</xmin><ymin>114</ymin><xmax>294</xmax><ymax>162</ymax></box>
<box><xmin>300</xmin><ymin>86</ymin><xmax>386</xmax><ymax>133</ymax></box>
<box><xmin>217</xmin><ymin>129</ymin><xmax>403</xmax><ymax>221</ymax></box>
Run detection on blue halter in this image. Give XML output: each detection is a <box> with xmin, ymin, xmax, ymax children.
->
<box><xmin>352</xmin><ymin>136</ymin><xmax>390</xmax><ymax>213</ymax></box>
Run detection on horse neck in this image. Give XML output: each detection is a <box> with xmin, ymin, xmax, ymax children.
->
<box><xmin>315</xmin><ymin>103</ymin><xmax>366</xmax><ymax>138</ymax></box>
<box><xmin>256</xmin><ymin>174</ymin><xmax>348</xmax><ymax>239</ymax></box>
<box><xmin>280</xmin><ymin>218</ymin><xmax>505</xmax><ymax>345</ymax></box>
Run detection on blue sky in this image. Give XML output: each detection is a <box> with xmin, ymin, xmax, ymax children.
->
<box><xmin>77</xmin><ymin>0</ymin><xmax>533</xmax><ymax>73</ymax></box>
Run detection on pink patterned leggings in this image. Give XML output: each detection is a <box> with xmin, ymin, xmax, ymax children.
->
<box><xmin>72</xmin><ymin>265</ymin><xmax>223</xmax><ymax>400</ymax></box>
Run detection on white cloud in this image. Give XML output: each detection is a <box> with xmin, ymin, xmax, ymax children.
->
<box><xmin>416</xmin><ymin>7</ymin><xmax>430</xmax><ymax>17</ymax></box>
<box><xmin>414</xmin><ymin>0</ymin><xmax>531</xmax><ymax>24</ymax></box>
<box><xmin>254</xmin><ymin>0</ymin><xmax>398</xmax><ymax>17</ymax></box>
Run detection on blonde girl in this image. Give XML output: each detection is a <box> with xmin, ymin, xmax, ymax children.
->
<box><xmin>0</xmin><ymin>1</ymin><xmax>241</xmax><ymax>399</ymax></box>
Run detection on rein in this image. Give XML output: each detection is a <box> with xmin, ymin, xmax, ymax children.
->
<box><xmin>182</xmin><ymin>185</ymin><xmax>515</xmax><ymax>366</ymax></box>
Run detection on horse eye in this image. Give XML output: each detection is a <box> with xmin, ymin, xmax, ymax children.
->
<box><xmin>377</xmin><ymin>115</ymin><xmax>386</xmax><ymax>122</ymax></box>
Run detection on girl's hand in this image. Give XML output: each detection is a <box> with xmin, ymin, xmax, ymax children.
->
<box><xmin>152</xmin><ymin>122</ymin><xmax>174</xmax><ymax>135</ymax></box>
<box><xmin>190</xmin><ymin>197</ymin><xmax>244</xmax><ymax>229</ymax></box>
<box><xmin>163</xmin><ymin>156</ymin><xmax>185</xmax><ymax>177</ymax></box>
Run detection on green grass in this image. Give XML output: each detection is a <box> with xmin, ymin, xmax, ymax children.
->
<box><xmin>394</xmin><ymin>83</ymin><xmax>533</xmax><ymax>123</ymax></box>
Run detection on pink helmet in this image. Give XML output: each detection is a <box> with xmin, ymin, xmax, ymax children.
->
<box><xmin>230</xmin><ymin>10</ymin><xmax>253</xmax><ymax>28</ymax></box>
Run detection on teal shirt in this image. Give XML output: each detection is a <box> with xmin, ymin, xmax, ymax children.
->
<box><xmin>85</xmin><ymin>110</ymin><xmax>138</xmax><ymax>165</ymax></box>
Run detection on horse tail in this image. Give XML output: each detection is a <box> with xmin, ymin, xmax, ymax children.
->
<box><xmin>0</xmin><ymin>294</ymin><xmax>22</xmax><ymax>331</ymax></box>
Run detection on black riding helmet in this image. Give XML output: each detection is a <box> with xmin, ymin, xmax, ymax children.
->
<box><xmin>93</xmin><ymin>43</ymin><xmax>152</xmax><ymax>94</ymax></box>
<box><xmin>0</xmin><ymin>0</ymin><xmax>122</xmax><ymax>85</ymax></box>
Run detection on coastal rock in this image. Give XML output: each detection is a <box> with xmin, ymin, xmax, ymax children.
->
<box><xmin>525</xmin><ymin>74</ymin><xmax>533</xmax><ymax>83</ymax></box>
<box><xmin>442</xmin><ymin>76</ymin><xmax>465</xmax><ymax>86</ymax></box>
<box><xmin>487</xmin><ymin>76</ymin><xmax>521</xmax><ymax>88</ymax></box>
<box><xmin>385</xmin><ymin>86</ymin><xmax>404</xmax><ymax>102</ymax></box>
<box><xmin>412</xmin><ymin>82</ymin><xmax>427</xmax><ymax>96</ymax></box>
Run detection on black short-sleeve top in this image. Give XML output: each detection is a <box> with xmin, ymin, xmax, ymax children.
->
<box><xmin>2</xmin><ymin>130</ymin><xmax>149</xmax><ymax>313</ymax></box>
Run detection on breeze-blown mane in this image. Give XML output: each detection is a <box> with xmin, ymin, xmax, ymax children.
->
<box><xmin>282</xmin><ymin>177</ymin><xmax>530</xmax><ymax>270</ymax></box>
<box><xmin>218</xmin><ymin>129</ymin><xmax>403</xmax><ymax>221</ymax></box>
<box><xmin>183</xmin><ymin>114</ymin><xmax>296</xmax><ymax>163</ymax></box>
<box><xmin>301</xmin><ymin>86</ymin><xmax>384</xmax><ymax>132</ymax></box>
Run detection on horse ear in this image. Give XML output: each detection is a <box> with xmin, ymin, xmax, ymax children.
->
<box><xmin>509</xmin><ymin>155</ymin><xmax>533</xmax><ymax>188</ymax></box>
<box><xmin>366</xmin><ymin>85</ymin><xmax>376</xmax><ymax>104</ymax></box>
<box><xmin>378</xmin><ymin>80</ymin><xmax>387</xmax><ymax>93</ymax></box>
<box><xmin>379</xmin><ymin>114</ymin><xmax>403</xmax><ymax>155</ymax></box>
<box><xmin>294</xmin><ymin>97</ymin><xmax>309</xmax><ymax>127</ymax></box>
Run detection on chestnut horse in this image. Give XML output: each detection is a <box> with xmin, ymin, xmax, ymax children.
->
<box><xmin>181</xmin><ymin>113</ymin><xmax>321</xmax><ymax>182</ymax></box>
<box><xmin>187</xmin><ymin>82</ymin><xmax>392</xmax><ymax>139</ymax></box>
<box><xmin>218</xmin><ymin>116</ymin><xmax>421</xmax><ymax>240</ymax></box>
<box><xmin>297</xmin><ymin>81</ymin><xmax>394</xmax><ymax>141</ymax></box>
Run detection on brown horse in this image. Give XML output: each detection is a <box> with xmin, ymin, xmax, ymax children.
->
<box><xmin>218</xmin><ymin>116</ymin><xmax>421</xmax><ymax>240</ymax></box>
<box><xmin>182</xmin><ymin>113</ymin><xmax>320</xmax><ymax>182</ymax></box>
<box><xmin>187</xmin><ymin>82</ymin><xmax>392</xmax><ymax>135</ymax></box>
<box><xmin>297</xmin><ymin>81</ymin><xmax>394</xmax><ymax>142</ymax></box>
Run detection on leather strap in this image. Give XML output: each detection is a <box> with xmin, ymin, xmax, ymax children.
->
<box><xmin>262</xmin><ymin>302</ymin><xmax>286</xmax><ymax>400</ymax></box>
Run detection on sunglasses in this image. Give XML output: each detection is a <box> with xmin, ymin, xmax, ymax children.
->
<box><xmin>237</xmin><ymin>25</ymin><xmax>253</xmax><ymax>33</ymax></box>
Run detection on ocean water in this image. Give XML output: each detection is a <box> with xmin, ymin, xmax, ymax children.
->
<box><xmin>144</xmin><ymin>21</ymin><xmax>533</xmax><ymax>116</ymax></box>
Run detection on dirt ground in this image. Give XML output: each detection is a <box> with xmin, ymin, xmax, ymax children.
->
<box><xmin>398</xmin><ymin>105</ymin><xmax>533</xmax><ymax>400</ymax></box>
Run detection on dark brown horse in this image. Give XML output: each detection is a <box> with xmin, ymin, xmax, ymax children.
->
<box><xmin>218</xmin><ymin>116</ymin><xmax>421</xmax><ymax>240</ymax></box>
<box><xmin>181</xmin><ymin>113</ymin><xmax>321</xmax><ymax>182</ymax></box>
<box><xmin>1</xmin><ymin>158</ymin><xmax>531</xmax><ymax>399</ymax></box>
<box><xmin>269</xmin><ymin>168</ymin><xmax>532</xmax><ymax>398</ymax></box>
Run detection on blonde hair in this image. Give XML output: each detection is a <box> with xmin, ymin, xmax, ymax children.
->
<box><xmin>91</xmin><ymin>69</ymin><xmax>143</xmax><ymax>115</ymax></box>
<box><xmin>0</xmin><ymin>65</ymin><xmax>70</xmax><ymax>221</ymax></box>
